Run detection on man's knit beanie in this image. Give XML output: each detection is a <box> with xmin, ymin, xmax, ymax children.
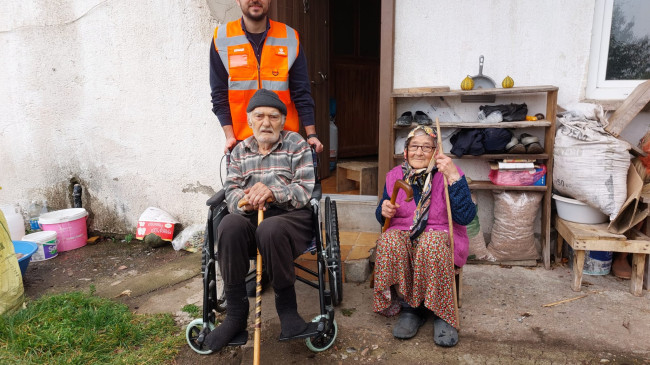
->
<box><xmin>246</xmin><ymin>89</ymin><xmax>287</xmax><ymax>116</ymax></box>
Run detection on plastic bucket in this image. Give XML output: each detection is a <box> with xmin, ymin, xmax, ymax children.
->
<box><xmin>13</xmin><ymin>240</ymin><xmax>38</xmax><ymax>278</ymax></box>
<box><xmin>38</xmin><ymin>208</ymin><xmax>88</xmax><ymax>252</ymax></box>
<box><xmin>22</xmin><ymin>231</ymin><xmax>58</xmax><ymax>261</ymax></box>
<box><xmin>583</xmin><ymin>250</ymin><xmax>613</xmax><ymax>275</ymax></box>
<box><xmin>567</xmin><ymin>247</ymin><xmax>612</xmax><ymax>275</ymax></box>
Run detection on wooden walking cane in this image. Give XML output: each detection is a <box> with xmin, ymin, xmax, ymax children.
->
<box><xmin>237</xmin><ymin>197</ymin><xmax>272</xmax><ymax>365</ymax></box>
<box><xmin>434</xmin><ymin>117</ymin><xmax>460</xmax><ymax>327</ymax></box>
<box><xmin>370</xmin><ymin>181</ymin><xmax>413</xmax><ymax>288</ymax></box>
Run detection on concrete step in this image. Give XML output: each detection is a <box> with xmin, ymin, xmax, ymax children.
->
<box><xmin>321</xmin><ymin>194</ymin><xmax>380</xmax><ymax>233</ymax></box>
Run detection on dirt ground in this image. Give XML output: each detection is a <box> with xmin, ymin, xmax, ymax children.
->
<box><xmin>21</xmin><ymin>238</ymin><xmax>650</xmax><ymax>365</ymax></box>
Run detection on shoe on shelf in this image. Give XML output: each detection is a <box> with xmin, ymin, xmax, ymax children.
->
<box><xmin>414</xmin><ymin>111</ymin><xmax>433</xmax><ymax>125</ymax></box>
<box><xmin>395</xmin><ymin>111</ymin><xmax>413</xmax><ymax>127</ymax></box>
<box><xmin>505</xmin><ymin>136</ymin><xmax>526</xmax><ymax>154</ymax></box>
<box><xmin>392</xmin><ymin>307</ymin><xmax>426</xmax><ymax>339</ymax></box>
<box><xmin>520</xmin><ymin>133</ymin><xmax>544</xmax><ymax>154</ymax></box>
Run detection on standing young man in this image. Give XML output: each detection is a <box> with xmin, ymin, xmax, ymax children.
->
<box><xmin>210</xmin><ymin>0</ymin><xmax>324</xmax><ymax>153</ymax></box>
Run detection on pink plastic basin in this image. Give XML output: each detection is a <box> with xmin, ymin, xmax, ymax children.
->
<box><xmin>38</xmin><ymin>208</ymin><xmax>88</xmax><ymax>252</ymax></box>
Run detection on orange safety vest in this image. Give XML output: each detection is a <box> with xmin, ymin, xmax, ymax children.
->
<box><xmin>213</xmin><ymin>19</ymin><xmax>301</xmax><ymax>141</ymax></box>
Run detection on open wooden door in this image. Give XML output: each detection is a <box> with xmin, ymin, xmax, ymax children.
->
<box><xmin>272</xmin><ymin>0</ymin><xmax>330</xmax><ymax>179</ymax></box>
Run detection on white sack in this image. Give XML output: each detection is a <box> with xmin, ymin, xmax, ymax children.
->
<box><xmin>553</xmin><ymin>105</ymin><xmax>631</xmax><ymax>219</ymax></box>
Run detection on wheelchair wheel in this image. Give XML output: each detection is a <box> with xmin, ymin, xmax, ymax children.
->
<box><xmin>305</xmin><ymin>315</ymin><xmax>338</xmax><ymax>352</ymax></box>
<box><xmin>186</xmin><ymin>318</ymin><xmax>215</xmax><ymax>355</ymax></box>
<box><xmin>202</xmin><ymin>230</ymin><xmax>226</xmax><ymax>313</ymax></box>
<box><xmin>325</xmin><ymin>197</ymin><xmax>343</xmax><ymax>306</ymax></box>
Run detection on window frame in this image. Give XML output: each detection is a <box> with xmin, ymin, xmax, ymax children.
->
<box><xmin>586</xmin><ymin>0</ymin><xmax>648</xmax><ymax>100</ymax></box>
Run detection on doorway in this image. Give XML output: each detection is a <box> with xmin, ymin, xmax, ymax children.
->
<box><xmin>273</xmin><ymin>0</ymin><xmax>381</xmax><ymax>195</ymax></box>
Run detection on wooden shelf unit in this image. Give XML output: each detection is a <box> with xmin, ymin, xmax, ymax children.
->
<box><xmin>384</xmin><ymin>85</ymin><xmax>559</xmax><ymax>269</ymax></box>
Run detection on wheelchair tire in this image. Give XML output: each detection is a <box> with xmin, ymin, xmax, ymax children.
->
<box><xmin>325</xmin><ymin>197</ymin><xmax>343</xmax><ymax>306</ymax></box>
<box><xmin>186</xmin><ymin>318</ymin><xmax>215</xmax><ymax>355</ymax></box>
<box><xmin>202</xmin><ymin>212</ymin><xmax>227</xmax><ymax>313</ymax></box>
<box><xmin>305</xmin><ymin>315</ymin><xmax>338</xmax><ymax>352</ymax></box>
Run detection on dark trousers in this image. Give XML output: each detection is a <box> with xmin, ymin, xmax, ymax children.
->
<box><xmin>217</xmin><ymin>207</ymin><xmax>313</xmax><ymax>291</ymax></box>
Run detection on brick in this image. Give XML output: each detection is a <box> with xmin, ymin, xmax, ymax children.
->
<box><xmin>344</xmin><ymin>259</ymin><xmax>370</xmax><ymax>283</ymax></box>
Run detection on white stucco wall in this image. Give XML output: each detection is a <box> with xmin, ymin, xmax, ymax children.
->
<box><xmin>0</xmin><ymin>0</ymin><xmax>241</xmax><ymax>232</ymax></box>
<box><xmin>393</xmin><ymin>0</ymin><xmax>649</xmax><ymax>239</ymax></box>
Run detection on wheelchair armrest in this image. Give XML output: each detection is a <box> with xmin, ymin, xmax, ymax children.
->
<box><xmin>311</xmin><ymin>183</ymin><xmax>322</xmax><ymax>202</ymax></box>
<box><xmin>206</xmin><ymin>189</ymin><xmax>226</xmax><ymax>208</ymax></box>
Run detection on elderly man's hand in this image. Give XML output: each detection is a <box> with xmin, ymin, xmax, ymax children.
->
<box><xmin>242</xmin><ymin>182</ymin><xmax>275</xmax><ymax>211</ymax></box>
<box><xmin>307</xmin><ymin>136</ymin><xmax>324</xmax><ymax>153</ymax></box>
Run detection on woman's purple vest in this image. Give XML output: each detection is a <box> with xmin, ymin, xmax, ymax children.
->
<box><xmin>385</xmin><ymin>166</ymin><xmax>469</xmax><ymax>267</ymax></box>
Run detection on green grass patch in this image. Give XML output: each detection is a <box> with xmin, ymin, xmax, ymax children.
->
<box><xmin>181</xmin><ymin>304</ymin><xmax>200</xmax><ymax>318</ymax></box>
<box><xmin>0</xmin><ymin>288</ymin><xmax>184</xmax><ymax>364</ymax></box>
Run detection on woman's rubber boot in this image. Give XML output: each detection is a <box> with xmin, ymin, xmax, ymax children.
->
<box><xmin>275</xmin><ymin>285</ymin><xmax>309</xmax><ymax>338</ymax></box>
<box><xmin>433</xmin><ymin>317</ymin><xmax>458</xmax><ymax>347</ymax></box>
<box><xmin>392</xmin><ymin>306</ymin><xmax>425</xmax><ymax>339</ymax></box>
<box><xmin>204</xmin><ymin>284</ymin><xmax>249</xmax><ymax>351</ymax></box>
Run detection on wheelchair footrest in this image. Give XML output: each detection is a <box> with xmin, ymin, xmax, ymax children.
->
<box><xmin>227</xmin><ymin>330</ymin><xmax>249</xmax><ymax>346</ymax></box>
<box><xmin>278</xmin><ymin>320</ymin><xmax>324</xmax><ymax>341</ymax></box>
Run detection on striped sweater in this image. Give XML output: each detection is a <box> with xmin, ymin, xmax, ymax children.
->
<box><xmin>225</xmin><ymin>130</ymin><xmax>315</xmax><ymax>213</ymax></box>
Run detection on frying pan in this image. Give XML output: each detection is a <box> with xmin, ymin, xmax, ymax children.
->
<box><xmin>461</xmin><ymin>55</ymin><xmax>496</xmax><ymax>103</ymax></box>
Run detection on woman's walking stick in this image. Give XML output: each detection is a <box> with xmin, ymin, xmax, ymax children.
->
<box><xmin>434</xmin><ymin>117</ymin><xmax>460</xmax><ymax>327</ymax></box>
<box><xmin>370</xmin><ymin>181</ymin><xmax>413</xmax><ymax>288</ymax></box>
<box><xmin>237</xmin><ymin>198</ymin><xmax>272</xmax><ymax>365</ymax></box>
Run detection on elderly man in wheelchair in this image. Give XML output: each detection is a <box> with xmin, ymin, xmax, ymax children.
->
<box><xmin>199</xmin><ymin>89</ymin><xmax>335</xmax><ymax>352</ymax></box>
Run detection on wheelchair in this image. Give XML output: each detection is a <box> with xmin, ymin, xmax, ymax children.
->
<box><xmin>186</xmin><ymin>159</ymin><xmax>343</xmax><ymax>354</ymax></box>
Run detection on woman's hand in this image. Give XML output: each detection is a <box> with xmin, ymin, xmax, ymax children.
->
<box><xmin>381</xmin><ymin>200</ymin><xmax>400</xmax><ymax>219</ymax></box>
<box><xmin>434</xmin><ymin>150</ymin><xmax>461</xmax><ymax>184</ymax></box>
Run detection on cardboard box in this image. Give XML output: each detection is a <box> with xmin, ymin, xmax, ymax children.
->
<box><xmin>608</xmin><ymin>166</ymin><xmax>649</xmax><ymax>234</ymax></box>
<box><xmin>135</xmin><ymin>207</ymin><xmax>178</xmax><ymax>242</ymax></box>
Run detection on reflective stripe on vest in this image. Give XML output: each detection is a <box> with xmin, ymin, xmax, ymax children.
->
<box><xmin>214</xmin><ymin>19</ymin><xmax>300</xmax><ymax>140</ymax></box>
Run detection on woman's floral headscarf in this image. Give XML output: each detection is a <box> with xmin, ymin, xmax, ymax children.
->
<box><xmin>401</xmin><ymin>126</ymin><xmax>437</xmax><ymax>242</ymax></box>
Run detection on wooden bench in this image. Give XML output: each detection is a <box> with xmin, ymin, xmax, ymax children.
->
<box><xmin>555</xmin><ymin>217</ymin><xmax>650</xmax><ymax>296</ymax></box>
<box><xmin>336</xmin><ymin>161</ymin><xmax>378</xmax><ymax>195</ymax></box>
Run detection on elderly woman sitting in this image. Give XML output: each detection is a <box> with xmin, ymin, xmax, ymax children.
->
<box><xmin>374</xmin><ymin>125</ymin><xmax>475</xmax><ymax>347</ymax></box>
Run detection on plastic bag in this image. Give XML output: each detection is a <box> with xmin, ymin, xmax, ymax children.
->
<box><xmin>1</xmin><ymin>210</ymin><xmax>24</xmax><ymax>315</ymax></box>
<box><xmin>467</xmin><ymin>193</ymin><xmax>495</xmax><ymax>261</ymax></box>
<box><xmin>489</xmin><ymin>164</ymin><xmax>546</xmax><ymax>186</ymax></box>
<box><xmin>487</xmin><ymin>191</ymin><xmax>542</xmax><ymax>261</ymax></box>
<box><xmin>171</xmin><ymin>224</ymin><xmax>204</xmax><ymax>252</ymax></box>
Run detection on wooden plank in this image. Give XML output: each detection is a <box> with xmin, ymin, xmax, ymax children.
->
<box><xmin>572</xmin><ymin>239</ymin><xmax>650</xmax><ymax>253</ymax></box>
<box><xmin>468</xmin><ymin>180</ymin><xmax>546</xmax><ymax>192</ymax></box>
<box><xmin>572</xmin><ymin>250</ymin><xmax>586</xmax><ymax>292</ymax></box>
<box><xmin>631</xmin><ymin>253</ymin><xmax>646</xmax><ymax>297</ymax></box>
<box><xmin>556</xmin><ymin>218</ymin><xmax>626</xmax><ymax>241</ymax></box>
<box><xmin>466</xmin><ymin>259</ymin><xmax>538</xmax><ymax>267</ymax></box>
<box><xmin>337</xmin><ymin>161</ymin><xmax>379</xmax><ymax>171</ymax></box>
<box><xmin>605</xmin><ymin>80</ymin><xmax>650</xmax><ymax>137</ymax></box>
<box><xmin>392</xmin><ymin>85</ymin><xmax>558</xmax><ymax>98</ymax></box>
<box><xmin>394</xmin><ymin>121</ymin><xmax>551</xmax><ymax>129</ymax></box>
<box><xmin>392</xmin><ymin>86</ymin><xmax>450</xmax><ymax>94</ymax></box>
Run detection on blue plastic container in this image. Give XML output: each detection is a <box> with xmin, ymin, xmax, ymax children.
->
<box><xmin>12</xmin><ymin>240</ymin><xmax>38</xmax><ymax>278</ymax></box>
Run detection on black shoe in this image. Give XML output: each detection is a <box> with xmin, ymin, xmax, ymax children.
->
<box><xmin>392</xmin><ymin>307</ymin><xmax>426</xmax><ymax>339</ymax></box>
<box><xmin>433</xmin><ymin>317</ymin><xmax>458</xmax><ymax>347</ymax></box>
<box><xmin>395</xmin><ymin>111</ymin><xmax>413</xmax><ymax>127</ymax></box>
<box><xmin>204</xmin><ymin>284</ymin><xmax>249</xmax><ymax>351</ymax></box>
<box><xmin>414</xmin><ymin>111</ymin><xmax>432</xmax><ymax>125</ymax></box>
<box><xmin>275</xmin><ymin>285</ymin><xmax>309</xmax><ymax>338</ymax></box>
<box><xmin>246</xmin><ymin>270</ymin><xmax>269</xmax><ymax>297</ymax></box>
